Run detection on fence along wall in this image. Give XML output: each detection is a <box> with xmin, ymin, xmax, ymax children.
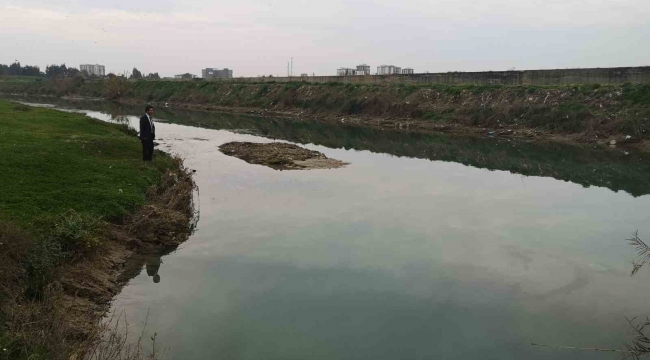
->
<box><xmin>201</xmin><ymin>66</ymin><xmax>650</xmax><ymax>85</ymax></box>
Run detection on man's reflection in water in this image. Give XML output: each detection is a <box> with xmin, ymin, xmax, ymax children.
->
<box><xmin>146</xmin><ymin>256</ymin><xmax>163</xmax><ymax>283</ymax></box>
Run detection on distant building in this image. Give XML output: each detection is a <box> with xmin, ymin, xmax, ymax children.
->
<box><xmin>356</xmin><ymin>64</ymin><xmax>371</xmax><ymax>76</ymax></box>
<box><xmin>202</xmin><ymin>68</ymin><xmax>233</xmax><ymax>79</ymax></box>
<box><xmin>377</xmin><ymin>65</ymin><xmax>402</xmax><ymax>75</ymax></box>
<box><xmin>174</xmin><ymin>73</ymin><xmax>197</xmax><ymax>79</ymax></box>
<box><xmin>402</xmin><ymin>68</ymin><xmax>414</xmax><ymax>75</ymax></box>
<box><xmin>337</xmin><ymin>68</ymin><xmax>357</xmax><ymax>76</ymax></box>
<box><xmin>80</xmin><ymin>64</ymin><xmax>105</xmax><ymax>76</ymax></box>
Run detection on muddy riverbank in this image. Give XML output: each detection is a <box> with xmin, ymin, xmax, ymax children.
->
<box><xmin>0</xmin><ymin>100</ymin><xmax>196</xmax><ymax>359</ymax></box>
<box><xmin>62</xmin><ymin>161</ymin><xmax>196</xmax><ymax>336</ymax></box>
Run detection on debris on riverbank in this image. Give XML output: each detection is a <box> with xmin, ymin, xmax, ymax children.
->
<box><xmin>219</xmin><ymin>141</ymin><xmax>348</xmax><ymax>170</ymax></box>
<box><xmin>3</xmin><ymin>79</ymin><xmax>650</xmax><ymax>151</ymax></box>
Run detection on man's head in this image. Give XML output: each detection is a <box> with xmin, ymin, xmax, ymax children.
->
<box><xmin>153</xmin><ymin>274</ymin><xmax>160</xmax><ymax>283</ymax></box>
<box><xmin>145</xmin><ymin>105</ymin><xmax>154</xmax><ymax>116</ymax></box>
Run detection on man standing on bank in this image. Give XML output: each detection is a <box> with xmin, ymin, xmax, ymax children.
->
<box><xmin>139</xmin><ymin>105</ymin><xmax>156</xmax><ymax>161</ymax></box>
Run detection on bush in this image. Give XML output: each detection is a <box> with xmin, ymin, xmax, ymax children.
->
<box><xmin>51</xmin><ymin>210</ymin><xmax>104</xmax><ymax>253</ymax></box>
<box><xmin>25</xmin><ymin>237</ymin><xmax>65</xmax><ymax>298</ymax></box>
<box><xmin>12</xmin><ymin>103</ymin><xmax>32</xmax><ymax>112</ymax></box>
<box><xmin>116</xmin><ymin>123</ymin><xmax>138</xmax><ymax>137</ymax></box>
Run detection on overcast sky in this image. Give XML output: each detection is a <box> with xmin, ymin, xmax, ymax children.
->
<box><xmin>1</xmin><ymin>0</ymin><xmax>649</xmax><ymax>77</ymax></box>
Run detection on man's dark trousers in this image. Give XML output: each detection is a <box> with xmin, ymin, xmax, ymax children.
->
<box><xmin>141</xmin><ymin>138</ymin><xmax>154</xmax><ymax>161</ymax></box>
<box><xmin>139</xmin><ymin>113</ymin><xmax>155</xmax><ymax>161</ymax></box>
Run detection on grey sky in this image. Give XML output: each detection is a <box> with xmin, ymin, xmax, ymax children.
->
<box><xmin>1</xmin><ymin>0</ymin><xmax>649</xmax><ymax>77</ymax></box>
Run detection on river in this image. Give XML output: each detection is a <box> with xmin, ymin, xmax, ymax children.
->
<box><xmin>7</xmin><ymin>96</ymin><xmax>650</xmax><ymax>359</ymax></box>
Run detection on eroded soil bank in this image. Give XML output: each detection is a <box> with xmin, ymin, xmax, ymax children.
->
<box><xmin>1</xmin><ymin>160</ymin><xmax>195</xmax><ymax>360</ymax></box>
<box><xmin>220</xmin><ymin>142</ymin><xmax>348</xmax><ymax>170</ymax></box>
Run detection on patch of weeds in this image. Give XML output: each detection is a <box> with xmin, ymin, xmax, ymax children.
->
<box><xmin>24</xmin><ymin>237</ymin><xmax>65</xmax><ymax>299</ymax></box>
<box><xmin>525</xmin><ymin>87</ymin><xmax>538</xmax><ymax>94</ymax></box>
<box><xmin>465</xmin><ymin>85</ymin><xmax>503</xmax><ymax>94</ymax></box>
<box><xmin>577</xmin><ymin>83</ymin><xmax>601</xmax><ymax>94</ymax></box>
<box><xmin>343</xmin><ymin>99</ymin><xmax>363</xmax><ymax>114</ymax></box>
<box><xmin>396</xmin><ymin>84</ymin><xmax>418</xmax><ymax>93</ymax></box>
<box><xmin>557</xmin><ymin>102</ymin><xmax>587</xmax><ymax>112</ymax></box>
<box><xmin>232</xmin><ymin>84</ymin><xmax>245</xmax><ymax>94</ymax></box>
<box><xmin>51</xmin><ymin>210</ymin><xmax>104</xmax><ymax>254</ymax></box>
<box><xmin>255</xmin><ymin>84</ymin><xmax>270</xmax><ymax>99</ymax></box>
<box><xmin>425</xmin><ymin>108</ymin><xmax>455</xmax><ymax>122</ymax></box>
<box><xmin>283</xmin><ymin>82</ymin><xmax>303</xmax><ymax>91</ymax></box>
<box><xmin>623</xmin><ymin>84</ymin><xmax>650</xmax><ymax>104</ymax></box>
<box><xmin>12</xmin><ymin>103</ymin><xmax>32</xmax><ymax>112</ymax></box>
<box><xmin>116</xmin><ymin>123</ymin><xmax>138</xmax><ymax>137</ymax></box>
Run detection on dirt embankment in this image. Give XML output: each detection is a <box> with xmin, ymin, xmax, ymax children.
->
<box><xmin>0</xmin><ymin>159</ymin><xmax>196</xmax><ymax>359</ymax></box>
<box><xmin>220</xmin><ymin>142</ymin><xmax>348</xmax><ymax>170</ymax></box>
<box><xmin>2</xmin><ymin>79</ymin><xmax>650</xmax><ymax>149</ymax></box>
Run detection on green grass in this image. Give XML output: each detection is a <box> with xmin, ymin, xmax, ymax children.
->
<box><xmin>0</xmin><ymin>99</ymin><xmax>178</xmax><ymax>359</ymax></box>
<box><xmin>622</xmin><ymin>83</ymin><xmax>650</xmax><ymax>104</ymax></box>
<box><xmin>0</xmin><ymin>100</ymin><xmax>173</xmax><ymax>227</ymax></box>
<box><xmin>0</xmin><ymin>75</ymin><xmax>45</xmax><ymax>83</ymax></box>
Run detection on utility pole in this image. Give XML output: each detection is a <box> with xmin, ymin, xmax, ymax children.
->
<box><xmin>291</xmin><ymin>57</ymin><xmax>293</xmax><ymax>77</ymax></box>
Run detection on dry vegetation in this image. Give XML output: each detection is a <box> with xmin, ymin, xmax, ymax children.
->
<box><xmin>2</xmin><ymin>79</ymin><xmax>649</xmax><ymax>146</ymax></box>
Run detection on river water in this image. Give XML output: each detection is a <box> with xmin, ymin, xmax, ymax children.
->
<box><xmin>8</xmin><ymin>96</ymin><xmax>650</xmax><ymax>359</ymax></box>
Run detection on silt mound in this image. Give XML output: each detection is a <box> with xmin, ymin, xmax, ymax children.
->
<box><xmin>219</xmin><ymin>142</ymin><xmax>348</xmax><ymax>170</ymax></box>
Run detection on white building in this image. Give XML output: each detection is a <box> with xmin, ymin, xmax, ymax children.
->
<box><xmin>174</xmin><ymin>73</ymin><xmax>198</xmax><ymax>79</ymax></box>
<box><xmin>202</xmin><ymin>68</ymin><xmax>233</xmax><ymax>79</ymax></box>
<box><xmin>402</xmin><ymin>68</ymin><xmax>414</xmax><ymax>75</ymax></box>
<box><xmin>356</xmin><ymin>64</ymin><xmax>371</xmax><ymax>76</ymax></box>
<box><xmin>377</xmin><ymin>65</ymin><xmax>402</xmax><ymax>75</ymax></box>
<box><xmin>80</xmin><ymin>64</ymin><xmax>106</xmax><ymax>76</ymax></box>
<box><xmin>337</xmin><ymin>68</ymin><xmax>357</xmax><ymax>76</ymax></box>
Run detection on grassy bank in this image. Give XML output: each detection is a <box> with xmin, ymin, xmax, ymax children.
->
<box><xmin>1</xmin><ymin>78</ymin><xmax>650</xmax><ymax>141</ymax></box>
<box><xmin>0</xmin><ymin>100</ymin><xmax>188</xmax><ymax>359</ymax></box>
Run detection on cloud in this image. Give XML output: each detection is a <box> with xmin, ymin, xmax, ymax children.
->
<box><xmin>0</xmin><ymin>0</ymin><xmax>649</xmax><ymax>76</ymax></box>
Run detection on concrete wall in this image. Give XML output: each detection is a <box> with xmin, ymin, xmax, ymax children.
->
<box><xmin>199</xmin><ymin>66</ymin><xmax>650</xmax><ymax>86</ymax></box>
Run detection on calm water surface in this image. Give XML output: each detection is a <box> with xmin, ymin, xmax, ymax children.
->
<box><xmin>11</xmin><ymin>97</ymin><xmax>650</xmax><ymax>359</ymax></box>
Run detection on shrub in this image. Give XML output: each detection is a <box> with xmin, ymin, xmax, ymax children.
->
<box><xmin>12</xmin><ymin>103</ymin><xmax>32</xmax><ymax>112</ymax></box>
<box><xmin>116</xmin><ymin>123</ymin><xmax>138</xmax><ymax>137</ymax></box>
<box><xmin>25</xmin><ymin>237</ymin><xmax>65</xmax><ymax>298</ymax></box>
<box><xmin>51</xmin><ymin>210</ymin><xmax>104</xmax><ymax>253</ymax></box>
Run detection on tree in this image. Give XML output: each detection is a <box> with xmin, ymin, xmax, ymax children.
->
<box><xmin>66</xmin><ymin>67</ymin><xmax>80</xmax><ymax>77</ymax></box>
<box><xmin>8</xmin><ymin>62</ymin><xmax>21</xmax><ymax>76</ymax></box>
<box><xmin>45</xmin><ymin>64</ymin><xmax>81</xmax><ymax>78</ymax></box>
<box><xmin>145</xmin><ymin>72</ymin><xmax>160</xmax><ymax>80</ymax></box>
<box><xmin>130</xmin><ymin>68</ymin><xmax>143</xmax><ymax>80</ymax></box>
<box><xmin>22</xmin><ymin>65</ymin><xmax>41</xmax><ymax>76</ymax></box>
<box><xmin>46</xmin><ymin>64</ymin><xmax>67</xmax><ymax>78</ymax></box>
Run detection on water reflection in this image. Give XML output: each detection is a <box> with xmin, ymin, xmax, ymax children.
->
<box><xmin>5</xmin><ymin>95</ymin><xmax>650</xmax><ymax>197</ymax></box>
<box><xmin>146</xmin><ymin>255</ymin><xmax>162</xmax><ymax>284</ymax></box>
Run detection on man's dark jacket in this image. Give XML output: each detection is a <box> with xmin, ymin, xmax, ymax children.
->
<box><xmin>139</xmin><ymin>114</ymin><xmax>155</xmax><ymax>140</ymax></box>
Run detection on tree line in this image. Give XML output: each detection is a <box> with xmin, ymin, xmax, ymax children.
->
<box><xmin>129</xmin><ymin>68</ymin><xmax>160</xmax><ymax>80</ymax></box>
<box><xmin>0</xmin><ymin>62</ymin><xmax>42</xmax><ymax>76</ymax></box>
<box><xmin>1</xmin><ymin>62</ymin><xmax>161</xmax><ymax>80</ymax></box>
